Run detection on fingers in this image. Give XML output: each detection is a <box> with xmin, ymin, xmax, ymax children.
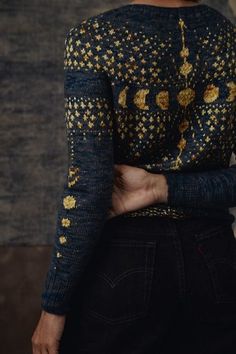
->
<box><xmin>31</xmin><ymin>332</ymin><xmax>59</xmax><ymax>354</ymax></box>
<box><xmin>47</xmin><ymin>343</ymin><xmax>59</xmax><ymax>354</ymax></box>
<box><xmin>42</xmin><ymin>348</ymin><xmax>50</xmax><ymax>354</ymax></box>
<box><xmin>32</xmin><ymin>342</ymin><xmax>58</xmax><ymax>354</ymax></box>
<box><xmin>31</xmin><ymin>311</ymin><xmax>64</xmax><ymax>354</ymax></box>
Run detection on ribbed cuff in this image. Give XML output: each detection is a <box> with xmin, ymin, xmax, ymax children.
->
<box><xmin>41</xmin><ymin>268</ymin><xmax>75</xmax><ymax>315</ymax></box>
<box><xmin>162</xmin><ymin>171</ymin><xmax>200</xmax><ymax>208</ymax></box>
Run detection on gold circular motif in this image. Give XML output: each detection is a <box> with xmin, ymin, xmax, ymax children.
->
<box><xmin>180</xmin><ymin>47</ymin><xmax>189</xmax><ymax>58</ymax></box>
<box><xmin>56</xmin><ymin>252</ymin><xmax>62</xmax><ymax>258</ymax></box>
<box><xmin>63</xmin><ymin>195</ymin><xmax>76</xmax><ymax>209</ymax></box>
<box><xmin>156</xmin><ymin>91</ymin><xmax>169</xmax><ymax>110</ymax></box>
<box><xmin>179</xmin><ymin>119</ymin><xmax>189</xmax><ymax>133</ymax></box>
<box><xmin>177</xmin><ymin>88</ymin><xmax>195</xmax><ymax>107</ymax></box>
<box><xmin>180</xmin><ymin>62</ymin><xmax>193</xmax><ymax>77</ymax></box>
<box><xmin>177</xmin><ymin>138</ymin><xmax>187</xmax><ymax>150</ymax></box>
<box><xmin>61</xmin><ymin>218</ymin><xmax>71</xmax><ymax>227</ymax></box>
<box><xmin>133</xmin><ymin>89</ymin><xmax>150</xmax><ymax>110</ymax></box>
<box><xmin>203</xmin><ymin>84</ymin><xmax>219</xmax><ymax>103</ymax></box>
<box><xmin>59</xmin><ymin>236</ymin><xmax>67</xmax><ymax>244</ymax></box>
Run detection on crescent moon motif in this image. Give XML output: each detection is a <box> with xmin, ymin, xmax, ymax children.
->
<box><xmin>118</xmin><ymin>86</ymin><xmax>129</xmax><ymax>108</ymax></box>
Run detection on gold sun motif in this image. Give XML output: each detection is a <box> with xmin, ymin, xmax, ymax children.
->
<box><xmin>203</xmin><ymin>84</ymin><xmax>219</xmax><ymax>103</ymax></box>
<box><xmin>63</xmin><ymin>195</ymin><xmax>76</xmax><ymax>209</ymax></box>
<box><xmin>61</xmin><ymin>218</ymin><xmax>71</xmax><ymax>227</ymax></box>
<box><xmin>177</xmin><ymin>88</ymin><xmax>195</xmax><ymax>107</ymax></box>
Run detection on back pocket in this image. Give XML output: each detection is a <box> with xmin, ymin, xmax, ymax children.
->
<box><xmin>194</xmin><ymin>222</ymin><xmax>236</xmax><ymax>304</ymax></box>
<box><xmin>80</xmin><ymin>238</ymin><xmax>157</xmax><ymax>325</ymax></box>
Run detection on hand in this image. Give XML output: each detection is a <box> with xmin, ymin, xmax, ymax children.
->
<box><xmin>31</xmin><ymin>310</ymin><xmax>66</xmax><ymax>354</ymax></box>
<box><xmin>108</xmin><ymin>164</ymin><xmax>168</xmax><ymax>219</ymax></box>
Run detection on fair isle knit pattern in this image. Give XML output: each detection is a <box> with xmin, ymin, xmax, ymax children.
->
<box><xmin>41</xmin><ymin>3</ymin><xmax>236</xmax><ymax>314</ymax></box>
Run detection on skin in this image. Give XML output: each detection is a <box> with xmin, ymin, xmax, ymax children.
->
<box><xmin>31</xmin><ymin>1</ymin><xmax>198</xmax><ymax>353</ymax></box>
<box><xmin>108</xmin><ymin>164</ymin><xmax>168</xmax><ymax>219</ymax></box>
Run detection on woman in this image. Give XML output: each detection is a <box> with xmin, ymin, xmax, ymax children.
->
<box><xmin>32</xmin><ymin>0</ymin><xmax>236</xmax><ymax>353</ymax></box>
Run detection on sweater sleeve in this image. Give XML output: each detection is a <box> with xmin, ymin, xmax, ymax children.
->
<box><xmin>163</xmin><ymin>117</ymin><xmax>236</xmax><ymax>210</ymax></box>
<box><xmin>41</xmin><ymin>22</ymin><xmax>114</xmax><ymax>315</ymax></box>
<box><xmin>163</xmin><ymin>162</ymin><xmax>236</xmax><ymax>210</ymax></box>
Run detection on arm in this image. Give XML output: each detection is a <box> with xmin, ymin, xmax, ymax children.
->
<box><xmin>161</xmin><ymin>159</ymin><xmax>236</xmax><ymax>210</ymax></box>
<box><xmin>161</xmin><ymin>103</ymin><xmax>236</xmax><ymax>210</ymax></box>
<box><xmin>41</xmin><ymin>21</ymin><xmax>114</xmax><ymax>315</ymax></box>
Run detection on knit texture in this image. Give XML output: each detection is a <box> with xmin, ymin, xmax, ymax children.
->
<box><xmin>41</xmin><ymin>3</ymin><xmax>236</xmax><ymax>314</ymax></box>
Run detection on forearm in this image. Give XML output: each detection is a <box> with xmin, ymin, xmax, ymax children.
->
<box><xmin>41</xmin><ymin>134</ymin><xmax>114</xmax><ymax>315</ymax></box>
<box><xmin>41</xmin><ymin>192</ymin><xmax>112</xmax><ymax>315</ymax></box>
<box><xmin>150</xmin><ymin>166</ymin><xmax>236</xmax><ymax>209</ymax></box>
<box><xmin>41</xmin><ymin>22</ymin><xmax>114</xmax><ymax>315</ymax></box>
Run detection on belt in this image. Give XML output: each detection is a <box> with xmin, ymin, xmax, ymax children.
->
<box><xmin>121</xmin><ymin>204</ymin><xmax>193</xmax><ymax>219</ymax></box>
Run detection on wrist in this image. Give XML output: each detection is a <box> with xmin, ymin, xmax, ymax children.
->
<box><xmin>148</xmin><ymin>173</ymin><xmax>168</xmax><ymax>204</ymax></box>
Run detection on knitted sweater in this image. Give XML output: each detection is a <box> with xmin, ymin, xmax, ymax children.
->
<box><xmin>41</xmin><ymin>3</ymin><xmax>236</xmax><ymax>314</ymax></box>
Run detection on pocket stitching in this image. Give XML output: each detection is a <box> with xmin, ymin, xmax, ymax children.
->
<box><xmin>85</xmin><ymin>239</ymin><xmax>157</xmax><ymax>324</ymax></box>
<box><xmin>96</xmin><ymin>267</ymin><xmax>150</xmax><ymax>288</ymax></box>
<box><xmin>194</xmin><ymin>224</ymin><xmax>233</xmax><ymax>241</ymax></box>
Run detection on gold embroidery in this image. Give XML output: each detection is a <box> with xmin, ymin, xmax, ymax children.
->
<box><xmin>133</xmin><ymin>89</ymin><xmax>150</xmax><ymax>110</ymax></box>
<box><xmin>226</xmin><ymin>82</ymin><xmax>236</xmax><ymax>102</ymax></box>
<box><xmin>179</xmin><ymin>119</ymin><xmax>189</xmax><ymax>134</ymax></box>
<box><xmin>180</xmin><ymin>47</ymin><xmax>189</xmax><ymax>58</ymax></box>
<box><xmin>65</xmin><ymin>97</ymin><xmax>113</xmax><ymax>135</ymax></box>
<box><xmin>178</xmin><ymin>19</ymin><xmax>193</xmax><ymax>79</ymax></box>
<box><xmin>156</xmin><ymin>91</ymin><xmax>169</xmax><ymax>110</ymax></box>
<box><xmin>118</xmin><ymin>86</ymin><xmax>129</xmax><ymax>108</ymax></box>
<box><xmin>61</xmin><ymin>218</ymin><xmax>71</xmax><ymax>227</ymax></box>
<box><xmin>68</xmin><ymin>167</ymin><xmax>80</xmax><ymax>187</ymax></box>
<box><xmin>59</xmin><ymin>236</ymin><xmax>67</xmax><ymax>244</ymax></box>
<box><xmin>180</xmin><ymin>62</ymin><xmax>193</xmax><ymax>77</ymax></box>
<box><xmin>116</xmin><ymin>82</ymin><xmax>232</xmax><ymax>110</ymax></box>
<box><xmin>177</xmin><ymin>137</ymin><xmax>187</xmax><ymax>150</ymax></box>
<box><xmin>56</xmin><ymin>252</ymin><xmax>62</xmax><ymax>258</ymax></box>
<box><xmin>171</xmin><ymin>18</ymin><xmax>195</xmax><ymax>170</ymax></box>
<box><xmin>177</xmin><ymin>88</ymin><xmax>195</xmax><ymax>107</ymax></box>
<box><xmin>63</xmin><ymin>195</ymin><xmax>76</xmax><ymax>209</ymax></box>
<box><xmin>63</xmin><ymin>17</ymin><xmax>235</xmax><ymax>219</ymax></box>
<box><xmin>203</xmin><ymin>84</ymin><xmax>219</xmax><ymax>103</ymax></box>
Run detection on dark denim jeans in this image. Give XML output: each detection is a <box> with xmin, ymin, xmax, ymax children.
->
<box><xmin>59</xmin><ymin>214</ymin><xmax>236</xmax><ymax>354</ymax></box>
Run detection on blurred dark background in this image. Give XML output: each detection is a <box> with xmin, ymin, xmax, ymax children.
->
<box><xmin>0</xmin><ymin>1</ymin><xmax>235</xmax><ymax>353</ymax></box>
